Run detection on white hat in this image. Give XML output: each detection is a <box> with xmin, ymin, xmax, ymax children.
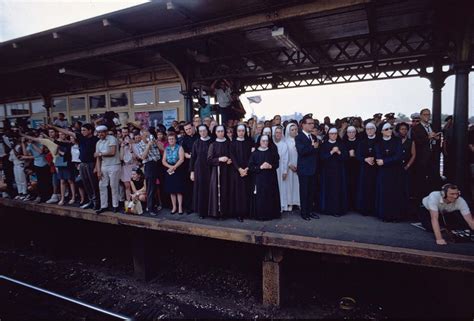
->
<box><xmin>96</xmin><ymin>125</ymin><xmax>108</xmax><ymax>132</ymax></box>
<box><xmin>347</xmin><ymin>126</ymin><xmax>356</xmax><ymax>132</ymax></box>
<box><xmin>382</xmin><ymin>123</ymin><xmax>392</xmax><ymax>131</ymax></box>
<box><xmin>328</xmin><ymin>127</ymin><xmax>338</xmax><ymax>134</ymax></box>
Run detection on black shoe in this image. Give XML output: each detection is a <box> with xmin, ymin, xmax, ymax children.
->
<box><xmin>301</xmin><ymin>215</ymin><xmax>311</xmax><ymax>221</ymax></box>
<box><xmin>310</xmin><ymin>213</ymin><xmax>320</xmax><ymax>219</ymax></box>
<box><xmin>95</xmin><ymin>208</ymin><xmax>107</xmax><ymax>214</ymax></box>
<box><xmin>178</xmin><ymin>211</ymin><xmax>184</xmax><ymax>215</ymax></box>
<box><xmin>80</xmin><ymin>201</ymin><xmax>93</xmax><ymax>209</ymax></box>
<box><xmin>199</xmin><ymin>215</ymin><xmax>205</xmax><ymax>219</ymax></box>
<box><xmin>331</xmin><ymin>213</ymin><xmax>341</xmax><ymax>218</ymax></box>
<box><xmin>112</xmin><ymin>207</ymin><xmax>119</xmax><ymax>213</ymax></box>
<box><xmin>237</xmin><ymin>217</ymin><xmax>244</xmax><ymax>222</ymax></box>
<box><xmin>170</xmin><ymin>209</ymin><xmax>177</xmax><ymax>215</ymax></box>
<box><xmin>186</xmin><ymin>209</ymin><xmax>193</xmax><ymax>215</ymax></box>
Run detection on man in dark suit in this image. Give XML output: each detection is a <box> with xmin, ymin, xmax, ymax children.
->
<box><xmin>412</xmin><ymin>108</ymin><xmax>442</xmax><ymax>199</ymax></box>
<box><xmin>295</xmin><ymin>114</ymin><xmax>320</xmax><ymax>220</ymax></box>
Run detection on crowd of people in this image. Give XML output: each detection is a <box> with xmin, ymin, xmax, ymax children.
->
<box><xmin>1</xmin><ymin>85</ymin><xmax>473</xmax><ymax>245</ymax></box>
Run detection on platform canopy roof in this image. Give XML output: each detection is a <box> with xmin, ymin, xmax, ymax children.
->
<box><xmin>0</xmin><ymin>0</ymin><xmax>472</xmax><ymax>98</ymax></box>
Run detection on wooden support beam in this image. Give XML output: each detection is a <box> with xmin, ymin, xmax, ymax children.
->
<box><xmin>59</xmin><ymin>67</ymin><xmax>102</xmax><ymax>80</ymax></box>
<box><xmin>262</xmin><ymin>247</ymin><xmax>284</xmax><ymax>307</ymax></box>
<box><xmin>0</xmin><ymin>0</ymin><xmax>369</xmax><ymax>74</ymax></box>
<box><xmin>131</xmin><ymin>229</ymin><xmax>153</xmax><ymax>281</ymax></box>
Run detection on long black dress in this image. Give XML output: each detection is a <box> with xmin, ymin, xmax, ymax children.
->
<box><xmin>229</xmin><ymin>138</ymin><xmax>253</xmax><ymax>218</ymax></box>
<box><xmin>400</xmin><ymin>137</ymin><xmax>413</xmax><ymax>203</ymax></box>
<box><xmin>207</xmin><ymin>138</ymin><xmax>232</xmax><ymax>218</ymax></box>
<box><xmin>320</xmin><ymin>140</ymin><xmax>348</xmax><ymax>215</ymax></box>
<box><xmin>356</xmin><ymin>136</ymin><xmax>378</xmax><ymax>216</ymax></box>
<box><xmin>375</xmin><ymin>137</ymin><xmax>403</xmax><ymax>221</ymax></box>
<box><xmin>190</xmin><ymin>137</ymin><xmax>212</xmax><ymax>217</ymax></box>
<box><xmin>344</xmin><ymin>137</ymin><xmax>359</xmax><ymax>211</ymax></box>
<box><xmin>248</xmin><ymin>147</ymin><xmax>280</xmax><ymax>220</ymax></box>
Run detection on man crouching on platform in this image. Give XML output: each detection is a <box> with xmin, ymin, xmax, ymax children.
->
<box><xmin>419</xmin><ymin>184</ymin><xmax>474</xmax><ymax>245</ymax></box>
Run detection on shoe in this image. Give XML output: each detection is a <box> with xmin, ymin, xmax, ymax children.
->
<box><xmin>80</xmin><ymin>201</ymin><xmax>93</xmax><ymax>209</ymax></box>
<box><xmin>95</xmin><ymin>208</ymin><xmax>107</xmax><ymax>214</ymax></box>
<box><xmin>199</xmin><ymin>215</ymin><xmax>205</xmax><ymax>219</ymax></box>
<box><xmin>57</xmin><ymin>200</ymin><xmax>65</xmax><ymax>206</ymax></box>
<box><xmin>170</xmin><ymin>209</ymin><xmax>177</xmax><ymax>214</ymax></box>
<box><xmin>68</xmin><ymin>199</ymin><xmax>75</xmax><ymax>205</ymax></box>
<box><xmin>332</xmin><ymin>213</ymin><xmax>341</xmax><ymax>218</ymax></box>
<box><xmin>301</xmin><ymin>215</ymin><xmax>311</xmax><ymax>221</ymax></box>
<box><xmin>156</xmin><ymin>205</ymin><xmax>162</xmax><ymax>211</ymax></box>
<box><xmin>237</xmin><ymin>217</ymin><xmax>244</xmax><ymax>222</ymax></box>
<box><xmin>310</xmin><ymin>212</ymin><xmax>320</xmax><ymax>219</ymax></box>
<box><xmin>46</xmin><ymin>194</ymin><xmax>59</xmax><ymax>204</ymax></box>
<box><xmin>34</xmin><ymin>197</ymin><xmax>41</xmax><ymax>203</ymax></box>
<box><xmin>112</xmin><ymin>207</ymin><xmax>119</xmax><ymax>213</ymax></box>
<box><xmin>186</xmin><ymin>209</ymin><xmax>193</xmax><ymax>215</ymax></box>
<box><xmin>149</xmin><ymin>211</ymin><xmax>158</xmax><ymax>216</ymax></box>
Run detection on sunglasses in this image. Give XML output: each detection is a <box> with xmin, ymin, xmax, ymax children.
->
<box><xmin>383</xmin><ymin>128</ymin><xmax>393</xmax><ymax>131</ymax></box>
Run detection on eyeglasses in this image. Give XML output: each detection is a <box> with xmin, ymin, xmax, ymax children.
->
<box><xmin>383</xmin><ymin>128</ymin><xmax>393</xmax><ymax>131</ymax></box>
<box><xmin>306</xmin><ymin>122</ymin><xmax>315</xmax><ymax>125</ymax></box>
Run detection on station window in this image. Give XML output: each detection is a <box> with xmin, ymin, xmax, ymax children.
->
<box><xmin>52</xmin><ymin>97</ymin><xmax>67</xmax><ymax>112</ymax></box>
<box><xmin>70</xmin><ymin>97</ymin><xmax>86</xmax><ymax>112</ymax></box>
<box><xmin>6</xmin><ymin>102</ymin><xmax>29</xmax><ymax>116</ymax></box>
<box><xmin>0</xmin><ymin>105</ymin><xmax>5</xmax><ymax>118</ymax></box>
<box><xmin>132</xmin><ymin>89</ymin><xmax>154</xmax><ymax>106</ymax></box>
<box><xmin>110</xmin><ymin>92</ymin><xmax>129</xmax><ymax>108</ymax></box>
<box><xmin>158</xmin><ymin>86</ymin><xmax>181</xmax><ymax>104</ymax></box>
<box><xmin>89</xmin><ymin>94</ymin><xmax>106</xmax><ymax>109</ymax></box>
<box><xmin>31</xmin><ymin>100</ymin><xmax>46</xmax><ymax>114</ymax></box>
<box><xmin>71</xmin><ymin>115</ymin><xmax>86</xmax><ymax>124</ymax></box>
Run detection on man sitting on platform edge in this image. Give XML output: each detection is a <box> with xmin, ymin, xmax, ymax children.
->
<box><xmin>419</xmin><ymin>183</ymin><xmax>474</xmax><ymax>245</ymax></box>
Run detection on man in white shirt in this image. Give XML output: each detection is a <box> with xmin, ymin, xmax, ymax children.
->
<box><xmin>210</xmin><ymin>79</ymin><xmax>233</xmax><ymax>126</ymax></box>
<box><xmin>420</xmin><ymin>184</ymin><xmax>474</xmax><ymax>245</ymax></box>
<box><xmin>94</xmin><ymin>125</ymin><xmax>121</xmax><ymax>214</ymax></box>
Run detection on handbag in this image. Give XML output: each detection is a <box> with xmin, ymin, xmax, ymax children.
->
<box><xmin>126</xmin><ymin>200</ymin><xmax>143</xmax><ymax>215</ymax></box>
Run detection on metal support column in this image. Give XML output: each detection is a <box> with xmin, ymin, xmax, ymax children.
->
<box><xmin>452</xmin><ymin>63</ymin><xmax>471</xmax><ymax>194</ymax></box>
<box><xmin>41</xmin><ymin>93</ymin><xmax>53</xmax><ymax>124</ymax></box>
<box><xmin>131</xmin><ymin>229</ymin><xmax>152</xmax><ymax>281</ymax></box>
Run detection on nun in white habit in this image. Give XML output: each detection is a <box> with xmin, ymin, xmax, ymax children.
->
<box><xmin>273</xmin><ymin>126</ymin><xmax>289</xmax><ymax>212</ymax></box>
<box><xmin>284</xmin><ymin>122</ymin><xmax>300</xmax><ymax>211</ymax></box>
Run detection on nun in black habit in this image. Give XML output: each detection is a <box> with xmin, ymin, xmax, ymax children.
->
<box><xmin>375</xmin><ymin>123</ymin><xmax>404</xmax><ymax>222</ymax></box>
<box><xmin>343</xmin><ymin>126</ymin><xmax>359</xmax><ymax>211</ymax></box>
<box><xmin>356</xmin><ymin>122</ymin><xmax>378</xmax><ymax>216</ymax></box>
<box><xmin>190</xmin><ymin>125</ymin><xmax>212</xmax><ymax>218</ymax></box>
<box><xmin>248</xmin><ymin>134</ymin><xmax>281</xmax><ymax>220</ymax></box>
<box><xmin>229</xmin><ymin>124</ymin><xmax>253</xmax><ymax>222</ymax></box>
<box><xmin>207</xmin><ymin>125</ymin><xmax>232</xmax><ymax>218</ymax></box>
<box><xmin>320</xmin><ymin>127</ymin><xmax>349</xmax><ymax>216</ymax></box>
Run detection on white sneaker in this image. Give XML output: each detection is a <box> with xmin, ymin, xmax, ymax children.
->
<box><xmin>34</xmin><ymin>196</ymin><xmax>41</xmax><ymax>203</ymax></box>
<box><xmin>46</xmin><ymin>194</ymin><xmax>60</xmax><ymax>204</ymax></box>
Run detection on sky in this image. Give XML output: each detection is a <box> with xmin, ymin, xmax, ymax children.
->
<box><xmin>1</xmin><ymin>0</ymin><xmax>473</xmax><ymax>121</ymax></box>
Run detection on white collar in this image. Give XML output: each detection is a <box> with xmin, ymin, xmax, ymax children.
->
<box><xmin>302</xmin><ymin>130</ymin><xmax>311</xmax><ymax>136</ymax></box>
<box><xmin>368</xmin><ymin>135</ymin><xmax>376</xmax><ymax>140</ymax></box>
<box><xmin>382</xmin><ymin>136</ymin><xmax>392</xmax><ymax>141</ymax></box>
<box><xmin>200</xmin><ymin>136</ymin><xmax>210</xmax><ymax>141</ymax></box>
<box><xmin>215</xmin><ymin>138</ymin><xmax>226</xmax><ymax>142</ymax></box>
<box><xmin>328</xmin><ymin>139</ymin><xmax>336</xmax><ymax>144</ymax></box>
<box><xmin>258</xmin><ymin>147</ymin><xmax>268</xmax><ymax>151</ymax></box>
<box><xmin>236</xmin><ymin>137</ymin><xmax>245</xmax><ymax>141</ymax></box>
<box><xmin>348</xmin><ymin>137</ymin><xmax>356</xmax><ymax>141</ymax></box>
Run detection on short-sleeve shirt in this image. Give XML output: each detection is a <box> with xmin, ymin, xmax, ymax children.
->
<box><xmin>422</xmin><ymin>191</ymin><xmax>471</xmax><ymax>216</ymax></box>
<box><xmin>53</xmin><ymin>119</ymin><xmax>69</xmax><ymax>128</ymax></box>
<box><xmin>77</xmin><ymin>133</ymin><xmax>99</xmax><ymax>163</ymax></box>
<box><xmin>96</xmin><ymin>135</ymin><xmax>121</xmax><ymax>167</ymax></box>
<box><xmin>27</xmin><ymin>143</ymin><xmax>48</xmax><ymax>167</ymax></box>
<box><xmin>215</xmin><ymin>88</ymin><xmax>232</xmax><ymax>108</ymax></box>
